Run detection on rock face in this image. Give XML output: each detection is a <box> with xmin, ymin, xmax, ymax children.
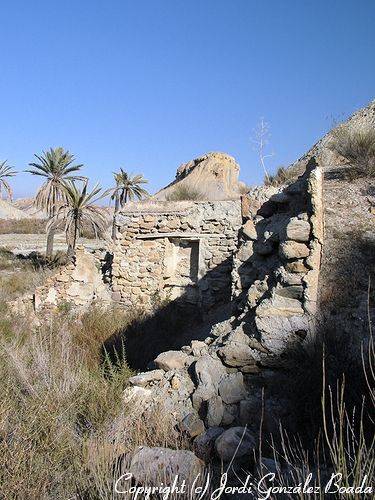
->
<box><xmin>0</xmin><ymin>199</ymin><xmax>31</xmax><ymax>220</ymax></box>
<box><xmin>154</xmin><ymin>152</ymin><xmax>244</xmax><ymax>201</ymax></box>
<box><xmin>215</xmin><ymin>427</ymin><xmax>256</xmax><ymax>461</ymax></box>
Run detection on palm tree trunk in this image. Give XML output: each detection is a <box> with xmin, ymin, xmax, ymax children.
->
<box><xmin>46</xmin><ymin>229</ymin><xmax>55</xmax><ymax>260</ymax></box>
<box><xmin>112</xmin><ymin>195</ymin><xmax>120</xmax><ymax>240</ymax></box>
<box><xmin>46</xmin><ymin>206</ymin><xmax>56</xmax><ymax>260</ymax></box>
<box><xmin>67</xmin><ymin>217</ymin><xmax>79</xmax><ymax>259</ymax></box>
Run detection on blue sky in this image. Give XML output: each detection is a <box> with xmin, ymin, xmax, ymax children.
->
<box><xmin>1</xmin><ymin>0</ymin><xmax>374</xmax><ymax>199</ymax></box>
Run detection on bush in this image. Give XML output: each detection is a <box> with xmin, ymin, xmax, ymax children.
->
<box><xmin>264</xmin><ymin>165</ymin><xmax>302</xmax><ymax>186</ymax></box>
<box><xmin>328</xmin><ymin>125</ymin><xmax>375</xmax><ymax>178</ymax></box>
<box><xmin>0</xmin><ymin>250</ymin><xmax>54</xmax><ymax>302</ymax></box>
<box><xmin>165</xmin><ymin>184</ymin><xmax>204</xmax><ymax>201</ymax></box>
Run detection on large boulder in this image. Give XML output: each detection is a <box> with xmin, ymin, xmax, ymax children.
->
<box><xmin>215</xmin><ymin>427</ymin><xmax>256</xmax><ymax>462</ymax></box>
<box><xmin>279</xmin><ymin>241</ymin><xmax>310</xmax><ymax>260</ymax></box>
<box><xmin>218</xmin><ymin>373</ymin><xmax>247</xmax><ymax>404</ymax></box>
<box><xmin>192</xmin><ymin>355</ymin><xmax>227</xmax><ymax>410</ymax></box>
<box><xmin>129</xmin><ymin>447</ymin><xmax>204</xmax><ymax>486</ymax></box>
<box><xmin>285</xmin><ymin>217</ymin><xmax>311</xmax><ymax>242</ymax></box>
<box><xmin>154</xmin><ymin>152</ymin><xmax>244</xmax><ymax>201</ymax></box>
<box><xmin>154</xmin><ymin>351</ymin><xmax>193</xmax><ymax>371</ymax></box>
<box><xmin>193</xmin><ymin>427</ymin><xmax>224</xmax><ymax>462</ymax></box>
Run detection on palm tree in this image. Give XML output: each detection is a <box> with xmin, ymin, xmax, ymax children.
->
<box><xmin>109</xmin><ymin>169</ymin><xmax>149</xmax><ymax>239</ymax></box>
<box><xmin>26</xmin><ymin>147</ymin><xmax>84</xmax><ymax>259</ymax></box>
<box><xmin>48</xmin><ymin>180</ymin><xmax>108</xmax><ymax>257</ymax></box>
<box><xmin>0</xmin><ymin>160</ymin><xmax>17</xmax><ymax>201</ymax></box>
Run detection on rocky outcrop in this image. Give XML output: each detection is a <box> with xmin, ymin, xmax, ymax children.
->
<box><xmin>285</xmin><ymin>99</ymin><xmax>375</xmax><ymax>178</ymax></box>
<box><xmin>128</xmin><ymin>446</ymin><xmax>204</xmax><ymax>486</ymax></box>
<box><xmin>0</xmin><ymin>199</ymin><xmax>31</xmax><ymax>220</ymax></box>
<box><xmin>154</xmin><ymin>152</ymin><xmax>245</xmax><ymax>201</ymax></box>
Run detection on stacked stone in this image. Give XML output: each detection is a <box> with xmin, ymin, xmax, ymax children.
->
<box><xmin>123</xmin><ymin>321</ymin><xmax>289</xmax><ymax>463</ymax></box>
<box><xmin>231</xmin><ymin>161</ymin><xmax>323</xmax><ymax>355</ymax></box>
<box><xmin>10</xmin><ymin>246</ymin><xmax>112</xmax><ymax>313</ymax></box>
<box><xmin>111</xmin><ymin>201</ymin><xmax>242</xmax><ymax>311</ymax></box>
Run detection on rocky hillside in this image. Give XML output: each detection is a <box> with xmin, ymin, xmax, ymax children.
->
<box><xmin>154</xmin><ymin>151</ymin><xmax>246</xmax><ymax>200</ymax></box>
<box><xmin>0</xmin><ymin>199</ymin><xmax>31</xmax><ymax>220</ymax></box>
<box><xmin>12</xmin><ymin>198</ymin><xmax>47</xmax><ymax>218</ymax></box>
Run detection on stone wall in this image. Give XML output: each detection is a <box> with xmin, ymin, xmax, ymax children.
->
<box><xmin>111</xmin><ymin>200</ymin><xmax>242</xmax><ymax>311</ymax></box>
<box><xmin>8</xmin><ymin>246</ymin><xmax>112</xmax><ymax>314</ymax></box>
<box><xmin>119</xmin><ymin>159</ymin><xmax>325</xmax><ymax>461</ymax></box>
<box><xmin>231</xmin><ymin>157</ymin><xmax>323</xmax><ymax>355</ymax></box>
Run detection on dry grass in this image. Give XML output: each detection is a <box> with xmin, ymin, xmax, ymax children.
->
<box><xmin>0</xmin><ymin>262</ymin><xmax>188</xmax><ymax>498</ymax></box>
<box><xmin>328</xmin><ymin>124</ymin><xmax>375</xmax><ymax>179</ymax></box>
<box><xmin>165</xmin><ymin>184</ymin><xmax>204</xmax><ymax>201</ymax></box>
<box><xmin>0</xmin><ymin>302</ymin><xmax>189</xmax><ymax>499</ymax></box>
<box><xmin>264</xmin><ymin>164</ymin><xmax>302</xmax><ymax>186</ymax></box>
<box><xmin>0</xmin><ymin>248</ymin><xmax>53</xmax><ymax>303</ymax></box>
<box><xmin>0</xmin><ymin>252</ymin><xmax>373</xmax><ymax>496</ymax></box>
<box><xmin>0</xmin><ymin>218</ymin><xmax>46</xmax><ymax>234</ymax></box>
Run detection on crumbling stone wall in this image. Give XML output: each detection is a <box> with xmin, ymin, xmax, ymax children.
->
<box><xmin>231</xmin><ymin>158</ymin><xmax>323</xmax><ymax>354</ymax></box>
<box><xmin>8</xmin><ymin>246</ymin><xmax>112</xmax><ymax>314</ymax></box>
<box><xmin>120</xmin><ymin>160</ymin><xmax>324</xmax><ymax>461</ymax></box>
<box><xmin>111</xmin><ymin>200</ymin><xmax>242</xmax><ymax>311</ymax></box>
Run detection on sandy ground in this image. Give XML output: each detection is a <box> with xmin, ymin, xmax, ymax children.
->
<box><xmin>0</xmin><ymin>232</ymin><xmax>108</xmax><ymax>255</ymax></box>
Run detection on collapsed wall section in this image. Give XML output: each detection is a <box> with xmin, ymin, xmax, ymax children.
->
<box><xmin>111</xmin><ymin>200</ymin><xmax>242</xmax><ymax>311</ymax></box>
<box><xmin>122</xmin><ymin>159</ymin><xmax>325</xmax><ymax>446</ymax></box>
<box><xmin>232</xmin><ymin>158</ymin><xmax>323</xmax><ymax>354</ymax></box>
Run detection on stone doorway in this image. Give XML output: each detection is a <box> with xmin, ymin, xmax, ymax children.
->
<box><xmin>163</xmin><ymin>238</ymin><xmax>201</xmax><ymax>302</ymax></box>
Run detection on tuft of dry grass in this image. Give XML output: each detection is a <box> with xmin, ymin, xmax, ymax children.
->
<box><xmin>165</xmin><ymin>184</ymin><xmax>204</xmax><ymax>201</ymax></box>
<box><xmin>328</xmin><ymin>124</ymin><xmax>375</xmax><ymax>179</ymax></box>
<box><xmin>264</xmin><ymin>164</ymin><xmax>302</xmax><ymax>186</ymax></box>
<box><xmin>0</xmin><ymin>248</ymin><xmax>54</xmax><ymax>303</ymax></box>
<box><xmin>0</xmin><ymin>305</ymin><xmax>150</xmax><ymax>499</ymax></box>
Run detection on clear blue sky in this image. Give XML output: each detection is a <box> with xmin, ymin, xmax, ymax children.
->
<box><xmin>1</xmin><ymin>0</ymin><xmax>374</xmax><ymax>199</ymax></box>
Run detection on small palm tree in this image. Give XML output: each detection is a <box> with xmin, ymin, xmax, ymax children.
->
<box><xmin>26</xmin><ymin>147</ymin><xmax>84</xmax><ymax>258</ymax></box>
<box><xmin>109</xmin><ymin>169</ymin><xmax>149</xmax><ymax>239</ymax></box>
<box><xmin>48</xmin><ymin>180</ymin><xmax>108</xmax><ymax>257</ymax></box>
<box><xmin>0</xmin><ymin>160</ymin><xmax>17</xmax><ymax>201</ymax></box>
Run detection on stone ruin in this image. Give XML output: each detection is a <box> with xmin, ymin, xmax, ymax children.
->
<box><xmin>9</xmin><ymin>152</ymin><xmax>324</xmax><ymax>463</ymax></box>
<box><xmin>118</xmin><ymin>158</ymin><xmax>324</xmax><ymax>463</ymax></box>
<box><xmin>110</xmin><ymin>200</ymin><xmax>242</xmax><ymax>311</ymax></box>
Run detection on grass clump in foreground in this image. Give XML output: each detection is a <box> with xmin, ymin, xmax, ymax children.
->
<box><xmin>0</xmin><ymin>248</ymin><xmax>55</xmax><ymax>302</ymax></box>
<box><xmin>328</xmin><ymin>124</ymin><xmax>375</xmax><ymax>179</ymax></box>
<box><xmin>0</xmin><ymin>305</ymin><xmax>187</xmax><ymax>499</ymax></box>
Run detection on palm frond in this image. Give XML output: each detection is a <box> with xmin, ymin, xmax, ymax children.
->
<box><xmin>27</xmin><ymin>148</ymin><xmax>84</xmax><ymax>214</ymax></box>
<box><xmin>0</xmin><ymin>160</ymin><xmax>17</xmax><ymax>200</ymax></box>
<box><xmin>108</xmin><ymin>169</ymin><xmax>149</xmax><ymax>209</ymax></box>
<box><xmin>48</xmin><ymin>180</ymin><xmax>108</xmax><ymax>251</ymax></box>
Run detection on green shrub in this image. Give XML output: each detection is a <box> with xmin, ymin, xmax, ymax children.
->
<box><xmin>328</xmin><ymin>125</ymin><xmax>375</xmax><ymax>178</ymax></box>
<box><xmin>165</xmin><ymin>184</ymin><xmax>204</xmax><ymax>201</ymax></box>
